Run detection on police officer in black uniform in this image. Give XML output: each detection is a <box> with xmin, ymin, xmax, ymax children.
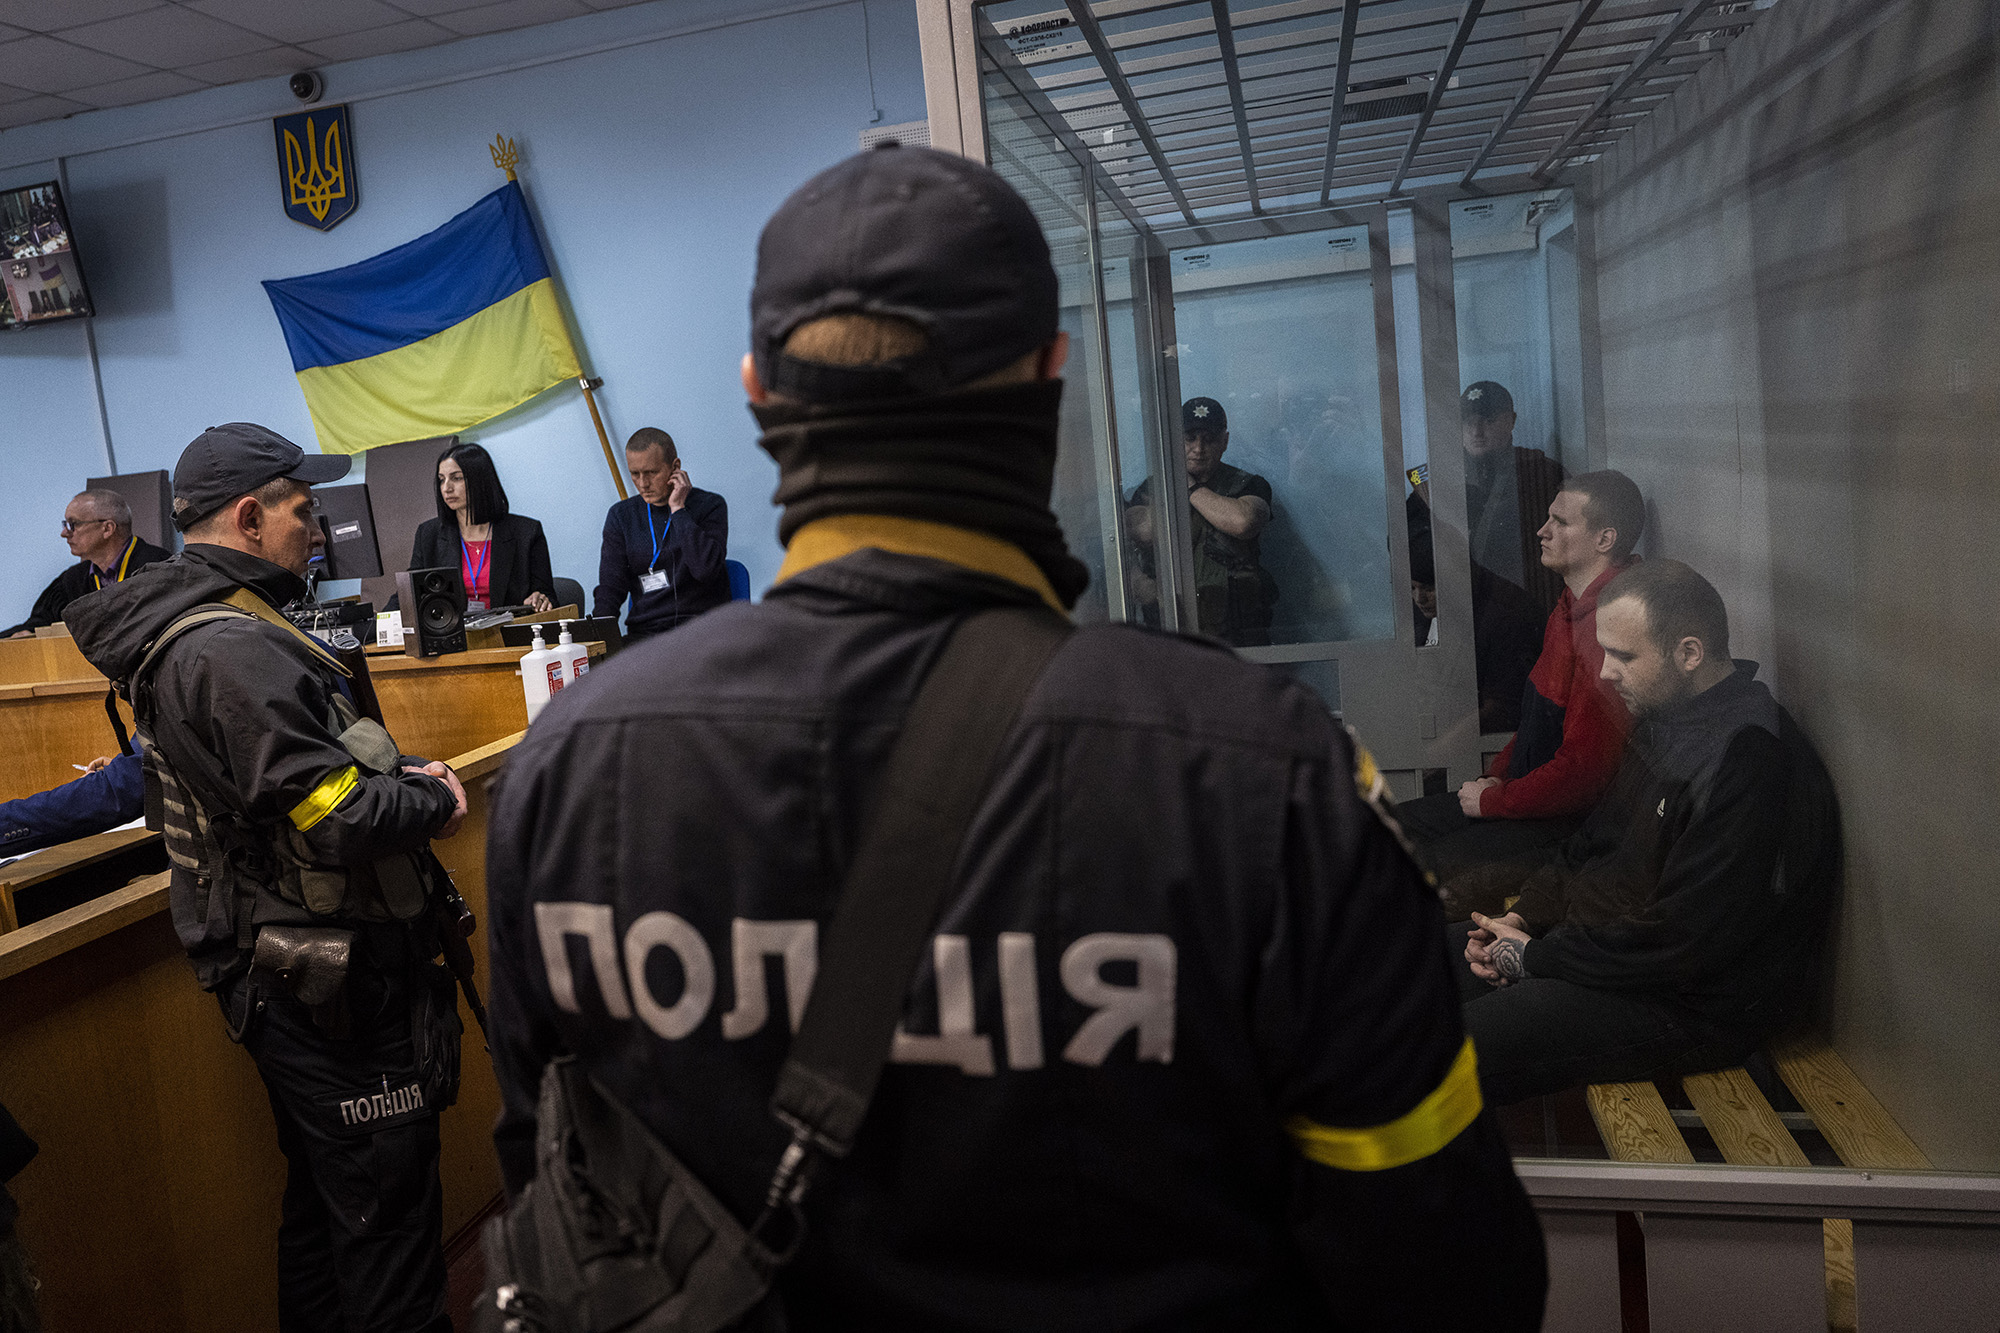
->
<box><xmin>1125</xmin><ymin>396</ymin><xmax>1280</xmax><ymax>646</ymax></box>
<box><xmin>486</xmin><ymin>147</ymin><xmax>1545</xmax><ymax>1329</ymax></box>
<box><xmin>67</xmin><ymin>424</ymin><xmax>468</xmax><ymax>1333</ymax></box>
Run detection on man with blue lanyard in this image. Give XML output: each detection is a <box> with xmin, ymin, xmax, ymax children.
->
<box><xmin>592</xmin><ymin>427</ymin><xmax>731</xmax><ymax>641</ymax></box>
<box><xmin>3</xmin><ymin>489</ymin><xmax>170</xmax><ymax>638</ymax></box>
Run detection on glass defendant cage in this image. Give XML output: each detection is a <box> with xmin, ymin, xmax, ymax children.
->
<box><xmin>917</xmin><ymin>0</ymin><xmax>2000</xmax><ymax>1326</ymax></box>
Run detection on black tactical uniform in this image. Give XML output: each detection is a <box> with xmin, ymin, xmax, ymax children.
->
<box><xmin>488</xmin><ymin>144</ymin><xmax>1543</xmax><ymax>1332</ymax></box>
<box><xmin>489</xmin><ymin>543</ymin><xmax>1545</xmax><ymax>1329</ymax></box>
<box><xmin>1129</xmin><ymin>461</ymin><xmax>1278</xmax><ymax>646</ymax></box>
<box><xmin>68</xmin><ymin>448</ymin><xmax>463</xmax><ymax>1333</ymax></box>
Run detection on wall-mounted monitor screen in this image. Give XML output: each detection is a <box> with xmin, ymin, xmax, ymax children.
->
<box><xmin>0</xmin><ymin>180</ymin><xmax>93</xmax><ymax>329</ymax></box>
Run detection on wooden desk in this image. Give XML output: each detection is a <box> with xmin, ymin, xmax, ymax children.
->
<box><xmin>0</xmin><ymin>680</ymin><xmax>134</xmax><ymax>805</ymax></box>
<box><xmin>0</xmin><ymin>825</ymin><xmax>161</xmax><ymax>932</ymax></box>
<box><xmin>0</xmin><ymin>731</ymin><xmax>521</xmax><ymax>1333</ymax></box>
<box><xmin>370</xmin><ymin>643</ymin><xmax>600</xmax><ymax>762</ymax></box>
<box><xmin>0</xmin><ymin>635</ymin><xmax>93</xmax><ymax>686</ymax></box>
<box><xmin>0</xmin><ymin>640</ymin><xmax>575</xmax><ymax>806</ymax></box>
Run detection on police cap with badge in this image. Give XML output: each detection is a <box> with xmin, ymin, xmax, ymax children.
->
<box><xmin>1182</xmin><ymin>396</ymin><xmax>1227</xmax><ymax>437</ymax></box>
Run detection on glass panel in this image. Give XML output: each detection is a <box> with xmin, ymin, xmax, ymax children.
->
<box><xmin>981</xmin><ymin>49</ymin><xmax>1117</xmax><ymax>624</ymax></box>
<box><xmin>1410</xmin><ymin>189</ymin><xmax>1583</xmax><ymax>736</ymax></box>
<box><xmin>1281</xmin><ymin>658</ymin><xmax>1341</xmax><ymax>717</ymax></box>
<box><xmin>1162</xmin><ymin>228</ymin><xmax>1396</xmax><ymax>647</ymax></box>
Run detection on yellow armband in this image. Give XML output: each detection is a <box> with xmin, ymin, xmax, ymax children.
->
<box><xmin>288</xmin><ymin>764</ymin><xmax>360</xmax><ymax>831</ymax></box>
<box><xmin>1286</xmin><ymin>1036</ymin><xmax>1483</xmax><ymax>1171</ymax></box>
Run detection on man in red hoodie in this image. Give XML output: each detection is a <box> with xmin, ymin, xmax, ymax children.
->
<box><xmin>1398</xmin><ymin>470</ymin><xmax>1646</xmax><ymax>917</ymax></box>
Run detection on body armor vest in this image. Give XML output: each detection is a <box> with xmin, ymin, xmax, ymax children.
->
<box><xmin>129</xmin><ymin>602</ymin><xmax>438</xmax><ymax>951</ymax></box>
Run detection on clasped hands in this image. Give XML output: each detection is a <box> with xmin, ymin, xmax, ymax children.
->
<box><xmin>402</xmin><ymin>761</ymin><xmax>468</xmax><ymax>840</ymax></box>
<box><xmin>1465</xmin><ymin>911</ymin><xmax>1531</xmax><ymax>988</ymax></box>
<box><xmin>1458</xmin><ymin>776</ymin><xmax>1500</xmax><ymax>817</ymax></box>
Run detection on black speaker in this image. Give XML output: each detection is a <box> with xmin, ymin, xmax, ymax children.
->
<box><xmin>395</xmin><ymin>566</ymin><xmax>467</xmax><ymax>657</ymax></box>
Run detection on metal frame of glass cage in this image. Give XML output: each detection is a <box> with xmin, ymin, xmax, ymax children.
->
<box><xmin>915</xmin><ymin>0</ymin><xmax>2000</xmax><ymax>1306</ymax></box>
<box><xmin>959</xmin><ymin>0</ymin><xmax>1518</xmax><ymax>789</ymax></box>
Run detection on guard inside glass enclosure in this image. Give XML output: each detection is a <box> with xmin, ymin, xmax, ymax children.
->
<box><xmin>1125</xmin><ymin>396</ymin><xmax>1279</xmax><ymax>646</ymax></box>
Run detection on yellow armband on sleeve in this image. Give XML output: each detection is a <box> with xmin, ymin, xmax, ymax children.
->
<box><xmin>288</xmin><ymin>764</ymin><xmax>360</xmax><ymax>831</ymax></box>
<box><xmin>1286</xmin><ymin>1036</ymin><xmax>1483</xmax><ymax>1172</ymax></box>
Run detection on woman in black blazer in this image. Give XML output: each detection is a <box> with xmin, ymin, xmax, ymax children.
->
<box><xmin>411</xmin><ymin>441</ymin><xmax>557</xmax><ymax>612</ymax></box>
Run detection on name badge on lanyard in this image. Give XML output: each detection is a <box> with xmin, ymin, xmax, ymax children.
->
<box><xmin>462</xmin><ymin>537</ymin><xmax>490</xmax><ymax>613</ymax></box>
<box><xmin>641</xmin><ymin>505</ymin><xmax>672</xmax><ymax>595</ymax></box>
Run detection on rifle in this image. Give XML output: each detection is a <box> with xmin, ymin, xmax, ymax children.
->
<box><xmin>329</xmin><ymin>630</ymin><xmax>491</xmax><ymax>1043</ymax></box>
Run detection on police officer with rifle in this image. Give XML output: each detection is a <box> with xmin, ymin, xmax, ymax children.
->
<box><xmin>69</xmin><ymin>423</ymin><xmax>473</xmax><ymax>1333</ymax></box>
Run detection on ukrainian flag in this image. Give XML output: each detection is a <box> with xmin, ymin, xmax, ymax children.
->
<box><xmin>263</xmin><ymin>182</ymin><xmax>580</xmax><ymax>454</ymax></box>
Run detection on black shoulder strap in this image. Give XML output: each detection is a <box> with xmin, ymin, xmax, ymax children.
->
<box><xmin>764</xmin><ymin>604</ymin><xmax>1071</xmax><ymax>1194</ymax></box>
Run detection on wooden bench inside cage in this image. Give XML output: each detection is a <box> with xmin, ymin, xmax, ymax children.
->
<box><xmin>1519</xmin><ymin>1035</ymin><xmax>1931</xmax><ymax>1332</ymax></box>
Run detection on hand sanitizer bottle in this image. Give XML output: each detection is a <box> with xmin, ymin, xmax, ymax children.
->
<box><xmin>521</xmin><ymin>625</ymin><xmax>559</xmax><ymax>723</ymax></box>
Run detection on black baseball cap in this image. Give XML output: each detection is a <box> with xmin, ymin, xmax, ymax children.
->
<box><xmin>172</xmin><ymin>422</ymin><xmax>349</xmax><ymax>530</ymax></box>
<box><xmin>1461</xmin><ymin>381</ymin><xmax>1514</xmax><ymax>418</ymax></box>
<box><xmin>1182</xmin><ymin>397</ymin><xmax>1227</xmax><ymax>435</ymax></box>
<box><xmin>749</xmin><ymin>143</ymin><xmax>1059</xmax><ymax>403</ymax></box>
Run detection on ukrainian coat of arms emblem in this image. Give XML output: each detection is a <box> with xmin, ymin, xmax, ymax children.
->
<box><xmin>273</xmin><ymin>104</ymin><xmax>358</xmax><ymax>231</ymax></box>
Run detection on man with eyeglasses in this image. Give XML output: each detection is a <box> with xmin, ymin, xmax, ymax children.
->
<box><xmin>2</xmin><ymin>488</ymin><xmax>170</xmax><ymax>638</ymax></box>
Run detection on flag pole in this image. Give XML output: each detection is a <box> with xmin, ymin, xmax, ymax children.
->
<box><xmin>492</xmin><ymin>134</ymin><xmax>628</xmax><ymax>500</ymax></box>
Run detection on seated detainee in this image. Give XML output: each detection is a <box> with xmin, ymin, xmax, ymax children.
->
<box><xmin>1126</xmin><ymin>397</ymin><xmax>1278</xmax><ymax>646</ymax></box>
<box><xmin>1449</xmin><ymin>560</ymin><xmax>1840</xmax><ymax>1106</ymax></box>
<box><xmin>1399</xmin><ymin>471</ymin><xmax>1645</xmax><ymax>916</ymax></box>
<box><xmin>593</xmin><ymin>427</ymin><xmax>730</xmax><ymax>641</ymax></box>
<box><xmin>0</xmin><ymin>753</ymin><xmax>143</xmax><ymax>858</ymax></box>
<box><xmin>409</xmin><ymin>441</ymin><xmax>556</xmax><ymax>613</ymax></box>
<box><xmin>3</xmin><ymin>490</ymin><xmax>170</xmax><ymax>638</ymax></box>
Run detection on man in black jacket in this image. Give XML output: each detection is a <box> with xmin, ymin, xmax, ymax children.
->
<box><xmin>3</xmin><ymin>488</ymin><xmax>170</xmax><ymax>638</ymax></box>
<box><xmin>592</xmin><ymin>426</ymin><xmax>731</xmax><ymax>639</ymax></box>
<box><xmin>487</xmin><ymin>145</ymin><xmax>1543</xmax><ymax>1330</ymax></box>
<box><xmin>1458</xmin><ymin>559</ymin><xmax>1841</xmax><ymax>1105</ymax></box>
<box><xmin>66</xmin><ymin>424</ymin><xmax>468</xmax><ymax>1333</ymax></box>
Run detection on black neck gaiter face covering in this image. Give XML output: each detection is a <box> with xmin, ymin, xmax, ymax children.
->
<box><xmin>752</xmin><ymin>378</ymin><xmax>1090</xmax><ymax>610</ymax></box>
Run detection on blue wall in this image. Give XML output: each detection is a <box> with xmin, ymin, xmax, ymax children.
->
<box><xmin>0</xmin><ymin>0</ymin><xmax>925</xmax><ymax>627</ymax></box>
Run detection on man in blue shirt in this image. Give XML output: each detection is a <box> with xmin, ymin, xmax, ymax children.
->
<box><xmin>592</xmin><ymin>428</ymin><xmax>730</xmax><ymax>640</ymax></box>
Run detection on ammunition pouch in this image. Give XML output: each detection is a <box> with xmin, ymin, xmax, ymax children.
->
<box><xmin>252</xmin><ymin>924</ymin><xmax>357</xmax><ymax>1037</ymax></box>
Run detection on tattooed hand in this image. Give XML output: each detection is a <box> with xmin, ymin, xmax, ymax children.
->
<box><xmin>1469</xmin><ymin>911</ymin><xmax>1532</xmax><ymax>987</ymax></box>
<box><xmin>1488</xmin><ymin>935</ymin><xmax>1527</xmax><ymax>982</ymax></box>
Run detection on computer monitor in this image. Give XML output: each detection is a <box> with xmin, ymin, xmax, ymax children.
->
<box><xmin>313</xmin><ymin>483</ymin><xmax>383</xmax><ymax>581</ymax></box>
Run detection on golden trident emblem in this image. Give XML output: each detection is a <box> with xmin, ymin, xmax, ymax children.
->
<box><xmin>490</xmin><ymin>134</ymin><xmax>519</xmax><ymax>182</ymax></box>
<box><xmin>284</xmin><ymin>115</ymin><xmax>347</xmax><ymax>223</ymax></box>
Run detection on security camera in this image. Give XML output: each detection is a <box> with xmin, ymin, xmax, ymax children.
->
<box><xmin>289</xmin><ymin>71</ymin><xmax>324</xmax><ymax>104</ymax></box>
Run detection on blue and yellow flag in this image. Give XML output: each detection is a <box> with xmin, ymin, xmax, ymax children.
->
<box><xmin>262</xmin><ymin>182</ymin><xmax>580</xmax><ymax>454</ymax></box>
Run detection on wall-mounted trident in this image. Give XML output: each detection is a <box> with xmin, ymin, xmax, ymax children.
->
<box><xmin>493</xmin><ymin>132</ymin><xmax>627</xmax><ymax>500</ymax></box>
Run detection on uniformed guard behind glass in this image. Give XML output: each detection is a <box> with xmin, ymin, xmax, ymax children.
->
<box><xmin>2</xmin><ymin>488</ymin><xmax>171</xmax><ymax>638</ymax></box>
<box><xmin>591</xmin><ymin>426</ymin><xmax>731</xmax><ymax>642</ymax></box>
<box><xmin>481</xmin><ymin>142</ymin><xmax>1544</xmax><ymax>1331</ymax></box>
<box><xmin>1123</xmin><ymin>395</ymin><xmax>1278</xmax><ymax>645</ymax></box>
<box><xmin>1404</xmin><ymin>380</ymin><xmax>1561</xmax><ymax>733</ymax></box>
<box><xmin>63</xmin><ymin>422</ymin><xmax>474</xmax><ymax>1333</ymax></box>
<box><xmin>409</xmin><ymin>440</ymin><xmax>556</xmax><ymax>615</ymax></box>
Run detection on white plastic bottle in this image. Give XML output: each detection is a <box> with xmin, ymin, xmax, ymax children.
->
<box><xmin>520</xmin><ymin>625</ymin><xmax>561</xmax><ymax>723</ymax></box>
<box><xmin>554</xmin><ymin>620</ymin><xmax>591</xmax><ymax>685</ymax></box>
